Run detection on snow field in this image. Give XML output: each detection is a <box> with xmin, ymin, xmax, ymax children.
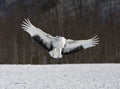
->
<box><xmin>0</xmin><ymin>64</ymin><xmax>120</xmax><ymax>89</ymax></box>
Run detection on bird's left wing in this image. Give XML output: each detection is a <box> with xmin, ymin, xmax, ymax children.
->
<box><xmin>21</xmin><ymin>19</ymin><xmax>53</xmax><ymax>51</ymax></box>
<box><xmin>62</xmin><ymin>35</ymin><xmax>99</xmax><ymax>54</ymax></box>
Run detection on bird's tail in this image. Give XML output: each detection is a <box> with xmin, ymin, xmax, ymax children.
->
<box><xmin>49</xmin><ymin>48</ymin><xmax>62</xmax><ymax>59</ymax></box>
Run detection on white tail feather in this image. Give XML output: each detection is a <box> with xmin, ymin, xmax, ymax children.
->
<box><xmin>49</xmin><ymin>48</ymin><xmax>62</xmax><ymax>59</ymax></box>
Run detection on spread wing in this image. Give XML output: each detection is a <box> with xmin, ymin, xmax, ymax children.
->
<box><xmin>21</xmin><ymin>19</ymin><xmax>53</xmax><ymax>51</ymax></box>
<box><xmin>62</xmin><ymin>35</ymin><xmax>99</xmax><ymax>54</ymax></box>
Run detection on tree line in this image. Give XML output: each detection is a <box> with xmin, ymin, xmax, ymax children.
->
<box><xmin>0</xmin><ymin>0</ymin><xmax>120</xmax><ymax>64</ymax></box>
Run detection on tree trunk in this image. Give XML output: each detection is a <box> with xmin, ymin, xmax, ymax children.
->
<box><xmin>13</xmin><ymin>35</ymin><xmax>19</xmax><ymax>64</ymax></box>
<box><xmin>56</xmin><ymin>0</ymin><xmax>64</xmax><ymax>35</ymax></box>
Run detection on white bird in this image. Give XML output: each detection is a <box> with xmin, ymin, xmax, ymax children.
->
<box><xmin>21</xmin><ymin>19</ymin><xmax>99</xmax><ymax>59</ymax></box>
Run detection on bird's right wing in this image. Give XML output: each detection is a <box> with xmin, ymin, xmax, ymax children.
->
<box><xmin>21</xmin><ymin>19</ymin><xmax>53</xmax><ymax>51</ymax></box>
<box><xmin>62</xmin><ymin>35</ymin><xmax>99</xmax><ymax>54</ymax></box>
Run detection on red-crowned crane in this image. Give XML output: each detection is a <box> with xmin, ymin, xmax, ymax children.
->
<box><xmin>21</xmin><ymin>19</ymin><xmax>99</xmax><ymax>59</ymax></box>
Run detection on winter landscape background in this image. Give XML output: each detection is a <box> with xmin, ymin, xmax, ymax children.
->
<box><xmin>0</xmin><ymin>64</ymin><xmax>120</xmax><ymax>89</ymax></box>
<box><xmin>0</xmin><ymin>0</ymin><xmax>120</xmax><ymax>64</ymax></box>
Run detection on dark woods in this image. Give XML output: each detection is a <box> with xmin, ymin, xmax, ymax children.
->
<box><xmin>0</xmin><ymin>0</ymin><xmax>120</xmax><ymax>64</ymax></box>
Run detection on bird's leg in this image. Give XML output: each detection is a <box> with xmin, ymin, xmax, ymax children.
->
<box><xmin>58</xmin><ymin>49</ymin><xmax>62</xmax><ymax>58</ymax></box>
<box><xmin>53</xmin><ymin>48</ymin><xmax>56</xmax><ymax>58</ymax></box>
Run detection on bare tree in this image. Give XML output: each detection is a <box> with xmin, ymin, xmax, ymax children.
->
<box><xmin>56</xmin><ymin>0</ymin><xmax>64</xmax><ymax>35</ymax></box>
<box><xmin>13</xmin><ymin>33</ymin><xmax>19</xmax><ymax>64</ymax></box>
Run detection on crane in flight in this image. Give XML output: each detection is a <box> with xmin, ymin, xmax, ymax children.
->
<box><xmin>21</xmin><ymin>19</ymin><xmax>99</xmax><ymax>59</ymax></box>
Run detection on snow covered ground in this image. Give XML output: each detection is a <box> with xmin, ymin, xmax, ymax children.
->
<box><xmin>0</xmin><ymin>64</ymin><xmax>120</xmax><ymax>89</ymax></box>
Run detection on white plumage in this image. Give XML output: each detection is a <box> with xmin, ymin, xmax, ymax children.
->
<box><xmin>21</xmin><ymin>19</ymin><xmax>99</xmax><ymax>59</ymax></box>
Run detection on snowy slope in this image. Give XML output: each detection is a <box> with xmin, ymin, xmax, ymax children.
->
<box><xmin>0</xmin><ymin>64</ymin><xmax>120</xmax><ymax>89</ymax></box>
